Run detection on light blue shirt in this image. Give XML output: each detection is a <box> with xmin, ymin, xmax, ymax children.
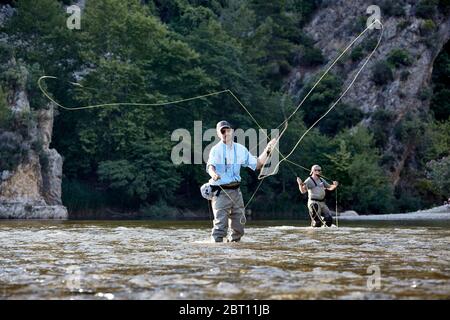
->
<box><xmin>206</xmin><ymin>141</ymin><xmax>258</xmax><ymax>186</ymax></box>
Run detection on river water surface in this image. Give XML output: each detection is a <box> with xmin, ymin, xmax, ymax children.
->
<box><xmin>0</xmin><ymin>220</ymin><xmax>449</xmax><ymax>299</ymax></box>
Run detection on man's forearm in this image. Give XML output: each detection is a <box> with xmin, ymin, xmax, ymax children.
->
<box><xmin>256</xmin><ymin>144</ymin><xmax>274</xmax><ymax>170</ymax></box>
<box><xmin>208</xmin><ymin>165</ymin><xmax>217</xmax><ymax>179</ymax></box>
<box><xmin>256</xmin><ymin>153</ymin><xmax>268</xmax><ymax>170</ymax></box>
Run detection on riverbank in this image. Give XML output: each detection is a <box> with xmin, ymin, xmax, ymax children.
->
<box><xmin>338</xmin><ymin>205</ymin><xmax>450</xmax><ymax>221</ymax></box>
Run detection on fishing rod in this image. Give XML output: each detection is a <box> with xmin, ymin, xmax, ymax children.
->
<box><xmin>242</xmin><ymin>19</ymin><xmax>383</xmax><ymax>212</ymax></box>
<box><xmin>38</xmin><ymin>19</ymin><xmax>383</xmax><ymax>225</ymax></box>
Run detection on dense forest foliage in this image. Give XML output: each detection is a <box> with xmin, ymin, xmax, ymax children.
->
<box><xmin>0</xmin><ymin>0</ymin><xmax>449</xmax><ymax>218</ymax></box>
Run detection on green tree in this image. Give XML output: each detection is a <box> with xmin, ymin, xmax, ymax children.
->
<box><xmin>416</xmin><ymin>0</ymin><xmax>439</xmax><ymax>19</ymax></box>
<box><xmin>430</xmin><ymin>43</ymin><xmax>450</xmax><ymax>121</ymax></box>
<box><xmin>347</xmin><ymin>153</ymin><xmax>394</xmax><ymax>214</ymax></box>
<box><xmin>325</xmin><ymin>140</ymin><xmax>352</xmax><ymax>203</ymax></box>
<box><xmin>298</xmin><ymin>74</ymin><xmax>362</xmax><ymax>135</ymax></box>
<box><xmin>371</xmin><ymin>60</ymin><xmax>394</xmax><ymax>86</ymax></box>
<box><xmin>380</xmin><ymin>0</ymin><xmax>405</xmax><ymax>17</ymax></box>
<box><xmin>421</xmin><ymin>120</ymin><xmax>450</xmax><ymax>162</ymax></box>
<box><xmin>0</xmin><ymin>132</ymin><xmax>29</xmax><ymax>172</ymax></box>
<box><xmin>220</xmin><ymin>0</ymin><xmax>256</xmax><ymax>39</ymax></box>
<box><xmin>98</xmin><ymin>138</ymin><xmax>180</xmax><ymax>205</ymax></box>
<box><xmin>326</xmin><ymin>126</ymin><xmax>394</xmax><ymax>214</ymax></box>
<box><xmin>246</xmin><ymin>16</ymin><xmax>298</xmax><ymax>89</ymax></box>
<box><xmin>369</xmin><ymin>108</ymin><xmax>395</xmax><ymax>149</ymax></box>
<box><xmin>0</xmin><ymin>86</ymin><xmax>10</xmax><ymax>130</ymax></box>
<box><xmin>242</xmin><ymin>0</ymin><xmax>321</xmax><ymax>90</ymax></box>
<box><xmin>393</xmin><ymin>113</ymin><xmax>426</xmax><ymax>145</ymax></box>
<box><xmin>387</xmin><ymin>49</ymin><xmax>413</xmax><ymax>68</ymax></box>
<box><xmin>426</xmin><ymin>156</ymin><xmax>450</xmax><ymax>197</ymax></box>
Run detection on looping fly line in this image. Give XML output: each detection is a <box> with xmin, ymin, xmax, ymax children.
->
<box><xmin>243</xmin><ymin>19</ymin><xmax>383</xmax><ymax>209</ymax></box>
<box><xmin>38</xmin><ymin>19</ymin><xmax>383</xmax><ymax>210</ymax></box>
<box><xmin>256</xmin><ymin>19</ymin><xmax>384</xmax><ymax>181</ymax></box>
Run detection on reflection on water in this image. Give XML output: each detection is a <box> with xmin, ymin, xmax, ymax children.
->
<box><xmin>0</xmin><ymin>220</ymin><xmax>449</xmax><ymax>299</ymax></box>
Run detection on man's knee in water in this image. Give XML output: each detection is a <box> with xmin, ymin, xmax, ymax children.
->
<box><xmin>311</xmin><ymin>219</ymin><xmax>322</xmax><ymax>227</ymax></box>
<box><xmin>309</xmin><ymin>203</ymin><xmax>322</xmax><ymax>227</ymax></box>
<box><xmin>324</xmin><ymin>214</ymin><xmax>332</xmax><ymax>227</ymax></box>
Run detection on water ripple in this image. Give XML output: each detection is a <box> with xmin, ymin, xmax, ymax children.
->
<box><xmin>0</xmin><ymin>220</ymin><xmax>449</xmax><ymax>299</ymax></box>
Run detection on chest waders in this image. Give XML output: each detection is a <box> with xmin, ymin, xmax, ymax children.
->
<box><xmin>214</xmin><ymin>143</ymin><xmax>246</xmax><ymax>226</ymax></box>
<box><xmin>308</xmin><ymin>176</ymin><xmax>331</xmax><ymax>227</ymax></box>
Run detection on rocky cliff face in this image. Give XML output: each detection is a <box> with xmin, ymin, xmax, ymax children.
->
<box><xmin>0</xmin><ymin>4</ymin><xmax>67</xmax><ymax>219</ymax></box>
<box><xmin>0</xmin><ymin>78</ymin><xmax>67</xmax><ymax>218</ymax></box>
<box><xmin>288</xmin><ymin>0</ymin><xmax>450</xmax><ymax>186</ymax></box>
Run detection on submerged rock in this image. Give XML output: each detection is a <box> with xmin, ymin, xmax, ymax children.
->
<box><xmin>338</xmin><ymin>210</ymin><xmax>359</xmax><ymax>217</ymax></box>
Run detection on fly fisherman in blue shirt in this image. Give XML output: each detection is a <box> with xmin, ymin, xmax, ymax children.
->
<box><xmin>206</xmin><ymin>120</ymin><xmax>276</xmax><ymax>243</ymax></box>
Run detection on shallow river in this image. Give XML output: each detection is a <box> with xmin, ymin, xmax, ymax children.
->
<box><xmin>0</xmin><ymin>220</ymin><xmax>449</xmax><ymax>299</ymax></box>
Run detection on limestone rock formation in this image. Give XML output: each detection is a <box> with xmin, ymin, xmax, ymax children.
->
<box><xmin>288</xmin><ymin>0</ymin><xmax>450</xmax><ymax>186</ymax></box>
<box><xmin>0</xmin><ymin>4</ymin><xmax>67</xmax><ymax>219</ymax></box>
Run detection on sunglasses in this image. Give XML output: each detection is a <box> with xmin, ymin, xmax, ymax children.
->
<box><xmin>220</xmin><ymin>128</ymin><xmax>230</xmax><ymax>134</ymax></box>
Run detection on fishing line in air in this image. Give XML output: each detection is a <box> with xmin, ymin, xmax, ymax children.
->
<box><xmin>38</xmin><ymin>19</ymin><xmax>383</xmax><ymax>220</ymax></box>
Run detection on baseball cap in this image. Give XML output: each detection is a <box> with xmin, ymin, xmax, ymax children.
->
<box><xmin>216</xmin><ymin>120</ymin><xmax>232</xmax><ymax>132</ymax></box>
